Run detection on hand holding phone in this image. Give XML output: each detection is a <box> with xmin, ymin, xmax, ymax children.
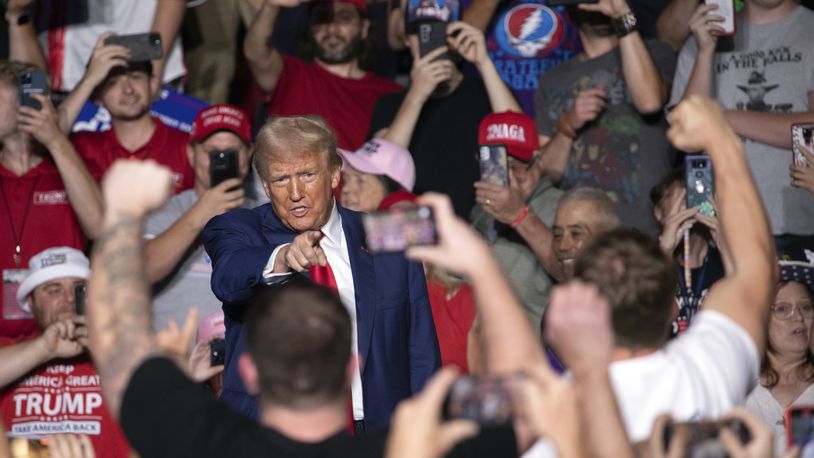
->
<box><xmin>704</xmin><ymin>0</ymin><xmax>735</xmax><ymax>36</ymax></box>
<box><xmin>792</xmin><ymin>124</ymin><xmax>814</xmax><ymax>167</ymax></box>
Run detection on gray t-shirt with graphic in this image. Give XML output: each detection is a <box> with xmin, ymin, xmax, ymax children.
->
<box><xmin>670</xmin><ymin>6</ymin><xmax>814</xmax><ymax>235</ymax></box>
<box><xmin>534</xmin><ymin>40</ymin><xmax>676</xmax><ymax>236</ymax></box>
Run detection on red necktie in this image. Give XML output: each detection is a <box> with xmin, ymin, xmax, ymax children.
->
<box><xmin>309</xmin><ymin>243</ymin><xmax>355</xmax><ymax>434</ymax></box>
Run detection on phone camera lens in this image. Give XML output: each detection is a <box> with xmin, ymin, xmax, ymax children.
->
<box><xmin>695</xmin><ymin>171</ymin><xmax>704</xmax><ymax>179</ymax></box>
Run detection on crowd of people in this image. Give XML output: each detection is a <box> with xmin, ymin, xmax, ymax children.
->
<box><xmin>0</xmin><ymin>0</ymin><xmax>813</xmax><ymax>457</ymax></box>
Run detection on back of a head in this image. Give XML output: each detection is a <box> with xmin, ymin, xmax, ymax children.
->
<box><xmin>575</xmin><ymin>228</ymin><xmax>677</xmax><ymax>350</ymax></box>
<box><xmin>254</xmin><ymin>115</ymin><xmax>340</xmax><ymax>180</ymax></box>
<box><xmin>245</xmin><ymin>279</ymin><xmax>352</xmax><ymax>409</ymax></box>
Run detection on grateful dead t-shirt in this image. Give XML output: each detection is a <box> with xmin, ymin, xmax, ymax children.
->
<box><xmin>534</xmin><ymin>40</ymin><xmax>677</xmax><ymax>235</ymax></box>
<box><xmin>670</xmin><ymin>6</ymin><xmax>814</xmax><ymax>236</ymax></box>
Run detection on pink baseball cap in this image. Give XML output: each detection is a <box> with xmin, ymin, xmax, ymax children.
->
<box><xmin>189</xmin><ymin>104</ymin><xmax>252</xmax><ymax>144</ymax></box>
<box><xmin>337</xmin><ymin>139</ymin><xmax>416</xmax><ymax>192</ymax></box>
<box><xmin>197</xmin><ymin>310</ymin><xmax>225</xmax><ymax>345</ymax></box>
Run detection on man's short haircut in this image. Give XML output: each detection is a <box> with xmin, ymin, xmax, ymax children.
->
<box><xmin>90</xmin><ymin>61</ymin><xmax>153</xmax><ymax>101</ymax></box>
<box><xmin>575</xmin><ymin>229</ymin><xmax>677</xmax><ymax>350</ymax></box>
<box><xmin>557</xmin><ymin>187</ymin><xmax>620</xmax><ymax>230</ymax></box>
<box><xmin>649</xmin><ymin>168</ymin><xmax>685</xmax><ymax>207</ymax></box>
<box><xmin>253</xmin><ymin>115</ymin><xmax>341</xmax><ymax>180</ymax></box>
<box><xmin>245</xmin><ymin>279</ymin><xmax>352</xmax><ymax>409</ymax></box>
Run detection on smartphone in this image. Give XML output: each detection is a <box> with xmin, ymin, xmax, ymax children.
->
<box><xmin>792</xmin><ymin>123</ymin><xmax>814</xmax><ymax>167</ymax></box>
<box><xmin>104</xmin><ymin>32</ymin><xmax>163</xmax><ymax>61</ymax></box>
<box><xmin>685</xmin><ymin>155</ymin><xmax>715</xmax><ymax>217</ymax></box>
<box><xmin>443</xmin><ymin>374</ymin><xmax>521</xmax><ymax>425</ymax></box>
<box><xmin>74</xmin><ymin>283</ymin><xmax>87</xmax><ymax>316</ymax></box>
<box><xmin>8</xmin><ymin>437</ymin><xmax>50</xmax><ymax>458</ymax></box>
<box><xmin>663</xmin><ymin>419</ymin><xmax>751</xmax><ymax>457</ymax></box>
<box><xmin>417</xmin><ymin>21</ymin><xmax>449</xmax><ymax>61</ymax></box>
<box><xmin>479</xmin><ymin>144</ymin><xmax>509</xmax><ymax>187</ymax></box>
<box><xmin>209</xmin><ymin>150</ymin><xmax>239</xmax><ymax>188</ymax></box>
<box><xmin>705</xmin><ymin>0</ymin><xmax>736</xmax><ymax>36</ymax></box>
<box><xmin>546</xmin><ymin>0</ymin><xmax>598</xmax><ymax>6</ymax></box>
<box><xmin>362</xmin><ymin>206</ymin><xmax>438</xmax><ymax>253</ymax></box>
<box><xmin>210</xmin><ymin>338</ymin><xmax>226</xmax><ymax>366</ymax></box>
<box><xmin>18</xmin><ymin>69</ymin><xmax>49</xmax><ymax>110</ymax></box>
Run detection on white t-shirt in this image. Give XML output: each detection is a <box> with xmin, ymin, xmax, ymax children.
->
<box><xmin>37</xmin><ymin>0</ymin><xmax>186</xmax><ymax>92</ymax></box>
<box><xmin>610</xmin><ymin>310</ymin><xmax>760</xmax><ymax>442</ymax></box>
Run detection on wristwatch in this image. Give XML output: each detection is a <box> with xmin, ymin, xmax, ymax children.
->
<box><xmin>612</xmin><ymin>12</ymin><xmax>637</xmax><ymax>38</ymax></box>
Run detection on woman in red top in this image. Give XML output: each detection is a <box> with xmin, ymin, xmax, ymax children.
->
<box><xmin>338</xmin><ymin>138</ymin><xmax>475</xmax><ymax>371</ymax></box>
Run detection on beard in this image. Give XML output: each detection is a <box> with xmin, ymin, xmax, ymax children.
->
<box><xmin>313</xmin><ymin>34</ymin><xmax>363</xmax><ymax>65</ymax></box>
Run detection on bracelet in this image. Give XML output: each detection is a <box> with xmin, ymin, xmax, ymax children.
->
<box><xmin>612</xmin><ymin>11</ymin><xmax>637</xmax><ymax>38</ymax></box>
<box><xmin>558</xmin><ymin>113</ymin><xmax>577</xmax><ymax>140</ymax></box>
<box><xmin>511</xmin><ymin>206</ymin><xmax>529</xmax><ymax>228</ymax></box>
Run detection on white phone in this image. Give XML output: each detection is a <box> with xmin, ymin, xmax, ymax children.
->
<box><xmin>705</xmin><ymin>0</ymin><xmax>736</xmax><ymax>36</ymax></box>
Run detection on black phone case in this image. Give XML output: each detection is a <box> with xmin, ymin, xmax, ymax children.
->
<box><xmin>105</xmin><ymin>33</ymin><xmax>163</xmax><ymax>61</ymax></box>
<box><xmin>75</xmin><ymin>284</ymin><xmax>86</xmax><ymax>315</ymax></box>
<box><xmin>209</xmin><ymin>150</ymin><xmax>239</xmax><ymax>188</ymax></box>
<box><xmin>417</xmin><ymin>21</ymin><xmax>449</xmax><ymax>61</ymax></box>
<box><xmin>19</xmin><ymin>70</ymin><xmax>49</xmax><ymax>110</ymax></box>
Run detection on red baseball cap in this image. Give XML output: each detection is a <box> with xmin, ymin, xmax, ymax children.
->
<box><xmin>189</xmin><ymin>104</ymin><xmax>252</xmax><ymax>144</ymax></box>
<box><xmin>478</xmin><ymin>111</ymin><xmax>540</xmax><ymax>162</ymax></box>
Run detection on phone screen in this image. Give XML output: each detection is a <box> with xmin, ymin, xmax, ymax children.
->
<box><xmin>362</xmin><ymin>207</ymin><xmax>438</xmax><ymax>253</ymax></box>
<box><xmin>479</xmin><ymin>145</ymin><xmax>509</xmax><ymax>187</ymax></box>
<box><xmin>792</xmin><ymin>124</ymin><xmax>814</xmax><ymax>167</ymax></box>
<box><xmin>787</xmin><ymin>407</ymin><xmax>814</xmax><ymax>451</ymax></box>
<box><xmin>685</xmin><ymin>155</ymin><xmax>715</xmax><ymax>217</ymax></box>
<box><xmin>442</xmin><ymin>374</ymin><xmax>521</xmax><ymax>425</ymax></box>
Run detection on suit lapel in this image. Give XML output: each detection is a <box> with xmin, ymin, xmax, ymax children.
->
<box><xmin>338</xmin><ymin>206</ymin><xmax>375</xmax><ymax>373</ymax></box>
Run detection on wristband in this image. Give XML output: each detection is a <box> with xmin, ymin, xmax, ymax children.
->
<box><xmin>511</xmin><ymin>206</ymin><xmax>529</xmax><ymax>228</ymax></box>
<box><xmin>558</xmin><ymin>113</ymin><xmax>577</xmax><ymax>140</ymax></box>
<box><xmin>612</xmin><ymin>12</ymin><xmax>637</xmax><ymax>38</ymax></box>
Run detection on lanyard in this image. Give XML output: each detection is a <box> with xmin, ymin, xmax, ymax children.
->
<box><xmin>0</xmin><ymin>175</ymin><xmax>41</xmax><ymax>267</ymax></box>
<box><xmin>678</xmin><ymin>255</ymin><xmax>709</xmax><ymax>314</ymax></box>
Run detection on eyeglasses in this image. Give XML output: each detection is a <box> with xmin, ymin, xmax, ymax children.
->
<box><xmin>771</xmin><ymin>302</ymin><xmax>814</xmax><ymax>320</ymax></box>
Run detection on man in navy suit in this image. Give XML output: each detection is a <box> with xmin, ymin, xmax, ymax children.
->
<box><xmin>202</xmin><ymin>115</ymin><xmax>440</xmax><ymax>432</ymax></box>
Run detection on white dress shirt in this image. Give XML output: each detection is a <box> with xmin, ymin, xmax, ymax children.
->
<box><xmin>262</xmin><ymin>203</ymin><xmax>365</xmax><ymax>420</ymax></box>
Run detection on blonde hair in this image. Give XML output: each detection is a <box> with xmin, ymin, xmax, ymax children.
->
<box><xmin>254</xmin><ymin>115</ymin><xmax>341</xmax><ymax>179</ymax></box>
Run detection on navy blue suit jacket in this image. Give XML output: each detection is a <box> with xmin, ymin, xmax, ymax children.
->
<box><xmin>202</xmin><ymin>203</ymin><xmax>441</xmax><ymax>430</ymax></box>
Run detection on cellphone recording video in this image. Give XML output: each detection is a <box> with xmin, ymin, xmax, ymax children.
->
<box><xmin>210</xmin><ymin>338</ymin><xmax>226</xmax><ymax>366</ymax></box>
<box><xmin>663</xmin><ymin>419</ymin><xmax>751</xmax><ymax>457</ymax></box>
<box><xmin>18</xmin><ymin>69</ymin><xmax>49</xmax><ymax>111</ymax></box>
<box><xmin>209</xmin><ymin>149</ymin><xmax>239</xmax><ymax>188</ymax></box>
<box><xmin>443</xmin><ymin>374</ymin><xmax>521</xmax><ymax>425</ymax></box>
<box><xmin>8</xmin><ymin>437</ymin><xmax>50</xmax><ymax>458</ymax></box>
<box><xmin>792</xmin><ymin>123</ymin><xmax>814</xmax><ymax>167</ymax></box>
<box><xmin>685</xmin><ymin>155</ymin><xmax>715</xmax><ymax>217</ymax></box>
<box><xmin>786</xmin><ymin>406</ymin><xmax>814</xmax><ymax>453</ymax></box>
<box><xmin>362</xmin><ymin>206</ymin><xmax>438</xmax><ymax>253</ymax></box>
<box><xmin>104</xmin><ymin>32</ymin><xmax>163</xmax><ymax>62</ymax></box>
<box><xmin>478</xmin><ymin>144</ymin><xmax>509</xmax><ymax>187</ymax></box>
<box><xmin>74</xmin><ymin>283</ymin><xmax>87</xmax><ymax>316</ymax></box>
<box><xmin>705</xmin><ymin>0</ymin><xmax>736</xmax><ymax>36</ymax></box>
<box><xmin>417</xmin><ymin>21</ymin><xmax>449</xmax><ymax>61</ymax></box>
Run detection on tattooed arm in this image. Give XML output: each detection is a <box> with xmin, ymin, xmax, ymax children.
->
<box><xmin>86</xmin><ymin>160</ymin><xmax>174</xmax><ymax>419</ymax></box>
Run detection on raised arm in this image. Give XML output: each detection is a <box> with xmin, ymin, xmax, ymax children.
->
<box><xmin>145</xmin><ymin>177</ymin><xmax>244</xmax><ymax>283</ymax></box>
<box><xmin>6</xmin><ymin>0</ymin><xmax>47</xmax><ymax>70</ymax></box>
<box><xmin>656</xmin><ymin>0</ymin><xmax>698</xmax><ymax>52</ymax></box>
<box><xmin>447</xmin><ymin>21</ymin><xmax>521</xmax><ymax>113</ymax></box>
<box><xmin>18</xmin><ymin>94</ymin><xmax>104</xmax><ymax>239</ymax></box>
<box><xmin>666</xmin><ymin>96</ymin><xmax>777</xmax><ymax>355</ymax></box>
<box><xmin>243</xmin><ymin>0</ymin><xmax>300</xmax><ymax>96</ymax></box>
<box><xmin>87</xmin><ymin>160</ymin><xmax>173</xmax><ymax>418</ymax></box>
<box><xmin>677</xmin><ymin>4</ymin><xmax>723</xmax><ymax>102</ymax></box>
<box><xmin>461</xmin><ymin>0</ymin><xmax>500</xmax><ymax>32</ymax></box>
<box><xmin>150</xmin><ymin>0</ymin><xmax>186</xmax><ymax>82</ymax></box>
<box><xmin>579</xmin><ymin>0</ymin><xmax>669</xmax><ymax>113</ymax></box>
<box><xmin>57</xmin><ymin>34</ymin><xmax>130</xmax><ymax>134</ymax></box>
<box><xmin>407</xmin><ymin>193</ymin><xmax>544</xmax><ymax>373</ymax></box>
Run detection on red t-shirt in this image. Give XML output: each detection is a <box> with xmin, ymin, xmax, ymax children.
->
<box><xmin>71</xmin><ymin>118</ymin><xmax>194</xmax><ymax>193</ymax></box>
<box><xmin>426</xmin><ymin>280</ymin><xmax>476</xmax><ymax>373</ymax></box>
<box><xmin>0</xmin><ymin>159</ymin><xmax>86</xmax><ymax>338</ymax></box>
<box><xmin>0</xmin><ymin>333</ymin><xmax>131</xmax><ymax>458</ymax></box>
<box><xmin>266</xmin><ymin>55</ymin><xmax>402</xmax><ymax>150</ymax></box>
